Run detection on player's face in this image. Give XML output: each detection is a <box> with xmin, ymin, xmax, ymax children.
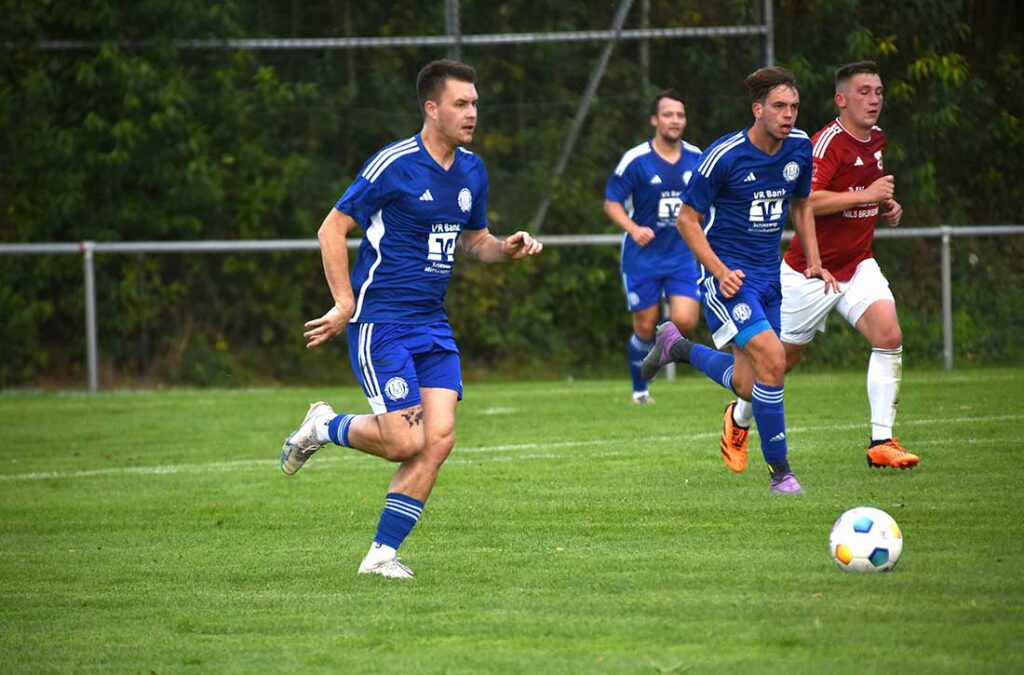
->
<box><xmin>837</xmin><ymin>73</ymin><xmax>884</xmax><ymax>131</ymax></box>
<box><xmin>753</xmin><ymin>85</ymin><xmax>800</xmax><ymax>142</ymax></box>
<box><xmin>431</xmin><ymin>78</ymin><xmax>478</xmax><ymax>145</ymax></box>
<box><xmin>650</xmin><ymin>98</ymin><xmax>686</xmax><ymax>143</ymax></box>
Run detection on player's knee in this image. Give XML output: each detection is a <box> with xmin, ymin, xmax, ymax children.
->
<box><xmin>426</xmin><ymin>429</ymin><xmax>456</xmax><ymax>466</ymax></box>
<box><xmin>382</xmin><ymin>432</ymin><xmax>426</xmax><ymax>462</ymax></box>
<box><xmin>785</xmin><ymin>346</ymin><xmax>805</xmax><ymax>373</ymax></box>
<box><xmin>633</xmin><ymin>319</ymin><xmax>657</xmax><ymax>340</ymax></box>
<box><xmin>758</xmin><ymin>351</ymin><xmax>786</xmax><ymax>385</ymax></box>
<box><xmin>873</xmin><ymin>326</ymin><xmax>902</xmax><ymax>350</ymax></box>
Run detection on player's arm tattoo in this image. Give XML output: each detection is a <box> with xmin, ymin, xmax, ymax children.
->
<box><xmin>401</xmin><ymin>407</ymin><xmax>424</xmax><ymax>427</ymax></box>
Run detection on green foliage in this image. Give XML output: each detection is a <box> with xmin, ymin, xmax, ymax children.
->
<box><xmin>1</xmin><ymin>1</ymin><xmax>1022</xmax><ymax>386</ymax></box>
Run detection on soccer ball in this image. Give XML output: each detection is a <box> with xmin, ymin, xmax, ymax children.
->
<box><xmin>829</xmin><ymin>506</ymin><xmax>903</xmax><ymax>572</ymax></box>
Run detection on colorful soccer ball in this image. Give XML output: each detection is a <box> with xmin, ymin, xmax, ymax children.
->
<box><xmin>829</xmin><ymin>506</ymin><xmax>903</xmax><ymax>572</ymax></box>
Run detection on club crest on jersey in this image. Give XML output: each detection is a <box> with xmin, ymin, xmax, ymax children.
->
<box><xmin>731</xmin><ymin>303</ymin><xmax>752</xmax><ymax>323</ymax></box>
<box><xmin>783</xmin><ymin>161</ymin><xmax>800</xmax><ymax>182</ymax></box>
<box><xmin>458</xmin><ymin>188</ymin><xmax>472</xmax><ymax>213</ymax></box>
<box><xmin>682</xmin><ymin>170</ymin><xmax>693</xmax><ymax>185</ymax></box>
<box><xmin>384</xmin><ymin>377</ymin><xmax>410</xmax><ymax>401</ymax></box>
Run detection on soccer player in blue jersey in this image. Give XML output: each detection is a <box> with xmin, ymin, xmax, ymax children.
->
<box><xmin>642</xmin><ymin>67</ymin><xmax>837</xmax><ymax>494</ymax></box>
<box><xmin>604</xmin><ymin>89</ymin><xmax>703</xmax><ymax>405</ymax></box>
<box><xmin>279</xmin><ymin>60</ymin><xmax>543</xmax><ymax>578</ymax></box>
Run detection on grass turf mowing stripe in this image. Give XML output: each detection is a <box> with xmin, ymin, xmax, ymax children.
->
<box><xmin>2</xmin><ymin>412</ymin><xmax>1020</xmax><ymax>482</ymax></box>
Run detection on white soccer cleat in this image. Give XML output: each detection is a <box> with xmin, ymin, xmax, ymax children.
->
<box><xmin>280</xmin><ymin>401</ymin><xmax>336</xmax><ymax>475</ymax></box>
<box><xmin>632</xmin><ymin>392</ymin><xmax>656</xmax><ymax>405</ymax></box>
<box><xmin>357</xmin><ymin>557</ymin><xmax>415</xmax><ymax>579</ymax></box>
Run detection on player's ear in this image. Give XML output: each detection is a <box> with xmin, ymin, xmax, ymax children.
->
<box><xmin>751</xmin><ymin>101</ymin><xmax>763</xmax><ymax>120</ymax></box>
<box><xmin>424</xmin><ymin>99</ymin><xmax>438</xmax><ymax>121</ymax></box>
<box><xmin>650</xmin><ymin>114</ymin><xmax>658</xmax><ymax>128</ymax></box>
<box><xmin>834</xmin><ymin>90</ymin><xmax>846</xmax><ymax>110</ymax></box>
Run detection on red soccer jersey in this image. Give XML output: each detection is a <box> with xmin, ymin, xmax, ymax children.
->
<box><xmin>784</xmin><ymin>118</ymin><xmax>887</xmax><ymax>281</ymax></box>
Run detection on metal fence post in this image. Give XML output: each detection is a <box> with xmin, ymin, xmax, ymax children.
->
<box><xmin>940</xmin><ymin>226</ymin><xmax>953</xmax><ymax>370</ymax></box>
<box><xmin>82</xmin><ymin>241</ymin><xmax>99</xmax><ymax>391</ymax></box>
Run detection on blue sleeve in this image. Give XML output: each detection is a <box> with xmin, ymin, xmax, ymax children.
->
<box><xmin>794</xmin><ymin>143</ymin><xmax>813</xmax><ymax>199</ymax></box>
<box><xmin>465</xmin><ymin>160</ymin><xmax>488</xmax><ymax>231</ymax></box>
<box><xmin>682</xmin><ymin>154</ymin><xmax>721</xmax><ymax>216</ymax></box>
<box><xmin>604</xmin><ymin>163</ymin><xmax>634</xmax><ymax>204</ymax></box>
<box><xmin>334</xmin><ymin>160</ymin><xmax>398</xmax><ymax>227</ymax></box>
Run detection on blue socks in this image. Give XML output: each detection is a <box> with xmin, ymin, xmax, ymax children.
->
<box><xmin>689</xmin><ymin>344</ymin><xmax>738</xmax><ymax>394</ymax></box>
<box><xmin>327</xmin><ymin>414</ymin><xmax>357</xmax><ymax>447</ymax></box>
<box><xmin>628</xmin><ymin>333</ymin><xmax>654</xmax><ymax>394</ymax></box>
<box><xmin>373</xmin><ymin>493</ymin><xmax>424</xmax><ymax>550</ymax></box>
<box><xmin>752</xmin><ymin>382</ymin><xmax>787</xmax><ymax>465</ymax></box>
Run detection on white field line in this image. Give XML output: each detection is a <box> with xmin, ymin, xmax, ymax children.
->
<box><xmin>2</xmin><ymin>413</ymin><xmax>1021</xmax><ymax>483</ymax></box>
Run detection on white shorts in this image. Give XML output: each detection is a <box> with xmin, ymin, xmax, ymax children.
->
<box><xmin>780</xmin><ymin>258</ymin><xmax>895</xmax><ymax>345</ymax></box>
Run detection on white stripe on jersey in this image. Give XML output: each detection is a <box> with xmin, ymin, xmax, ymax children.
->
<box><xmin>457</xmin><ymin>146</ymin><xmax>474</xmax><ymax>155</ymax></box>
<box><xmin>683</xmin><ymin>141</ymin><xmax>702</xmax><ymax>154</ymax></box>
<box><xmin>789</xmin><ymin>128</ymin><xmax>810</xmax><ymax>140</ymax></box>
<box><xmin>366</xmin><ymin>146</ymin><xmax>419</xmax><ymax>183</ymax></box>
<box><xmin>351</xmin><ymin>209</ymin><xmax>386</xmax><ymax>323</ymax></box>
<box><xmin>362</xmin><ymin>137</ymin><xmax>416</xmax><ymax>180</ymax></box>
<box><xmin>698</xmin><ymin>133</ymin><xmax>744</xmax><ymax>177</ymax></box>
<box><xmin>813</xmin><ymin>124</ymin><xmax>842</xmax><ymax>158</ymax></box>
<box><xmin>614</xmin><ymin>142</ymin><xmax>651</xmax><ymax>176</ymax></box>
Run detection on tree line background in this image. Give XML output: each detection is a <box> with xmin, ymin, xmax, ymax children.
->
<box><xmin>1</xmin><ymin>0</ymin><xmax>1022</xmax><ymax>388</ymax></box>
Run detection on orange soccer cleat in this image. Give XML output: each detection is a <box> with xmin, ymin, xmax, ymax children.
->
<box><xmin>720</xmin><ymin>402</ymin><xmax>750</xmax><ymax>473</ymax></box>
<box><xmin>866</xmin><ymin>438</ymin><xmax>920</xmax><ymax>470</ymax></box>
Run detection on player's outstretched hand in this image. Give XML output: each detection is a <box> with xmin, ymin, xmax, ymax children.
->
<box><xmin>303</xmin><ymin>305</ymin><xmax>350</xmax><ymax>349</ymax></box>
<box><xmin>882</xmin><ymin>199</ymin><xmax>903</xmax><ymax>227</ymax></box>
<box><xmin>718</xmin><ymin>268</ymin><xmax>746</xmax><ymax>299</ymax></box>
<box><xmin>804</xmin><ymin>265</ymin><xmax>840</xmax><ymax>294</ymax></box>
<box><xmin>502</xmin><ymin>231</ymin><xmax>544</xmax><ymax>260</ymax></box>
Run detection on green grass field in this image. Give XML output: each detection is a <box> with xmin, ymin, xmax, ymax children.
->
<box><xmin>2</xmin><ymin>368</ymin><xmax>1023</xmax><ymax>673</ymax></box>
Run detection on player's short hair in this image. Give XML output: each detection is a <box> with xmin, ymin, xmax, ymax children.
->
<box><xmin>650</xmin><ymin>89</ymin><xmax>685</xmax><ymax>117</ymax></box>
<box><xmin>744</xmin><ymin>66</ymin><xmax>798</xmax><ymax>104</ymax></box>
<box><xmin>416</xmin><ymin>59</ymin><xmax>477</xmax><ymax>113</ymax></box>
<box><xmin>835</xmin><ymin>60</ymin><xmax>880</xmax><ymax>91</ymax></box>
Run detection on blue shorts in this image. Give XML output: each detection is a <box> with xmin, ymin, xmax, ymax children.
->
<box><xmin>621</xmin><ymin>268</ymin><xmax>701</xmax><ymax>312</ymax></box>
<box><xmin>347</xmin><ymin>322</ymin><xmax>463</xmax><ymax>415</ymax></box>
<box><xmin>701</xmin><ymin>275</ymin><xmax>781</xmax><ymax>349</ymax></box>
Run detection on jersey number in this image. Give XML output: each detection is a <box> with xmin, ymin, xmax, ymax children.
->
<box><xmin>428</xmin><ymin>232</ymin><xmax>458</xmax><ymax>262</ymax></box>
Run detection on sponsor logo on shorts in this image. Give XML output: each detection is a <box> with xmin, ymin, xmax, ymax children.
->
<box><xmin>384</xmin><ymin>377</ymin><xmax>410</xmax><ymax>401</ymax></box>
<box><xmin>783</xmin><ymin>161</ymin><xmax>800</xmax><ymax>182</ymax></box>
<box><xmin>731</xmin><ymin>303</ymin><xmax>752</xmax><ymax>323</ymax></box>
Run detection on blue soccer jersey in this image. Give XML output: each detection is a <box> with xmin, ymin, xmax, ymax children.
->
<box><xmin>605</xmin><ymin>140</ymin><xmax>703</xmax><ymax>276</ymax></box>
<box><xmin>335</xmin><ymin>134</ymin><xmax>488</xmax><ymax>324</ymax></box>
<box><xmin>682</xmin><ymin>129</ymin><xmax>812</xmax><ymax>279</ymax></box>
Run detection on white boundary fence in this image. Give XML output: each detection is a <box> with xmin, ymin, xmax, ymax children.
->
<box><xmin>2</xmin><ymin>225</ymin><xmax>1022</xmax><ymax>390</ymax></box>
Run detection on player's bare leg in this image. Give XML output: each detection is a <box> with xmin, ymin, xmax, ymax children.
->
<box><xmin>357</xmin><ymin>388</ymin><xmax>458</xmax><ymax>578</ymax></box>
<box><xmin>667</xmin><ymin>295</ymin><xmax>700</xmax><ymax>337</ymax></box>
<box><xmin>856</xmin><ymin>300</ymin><xmax>919</xmax><ymax>469</ymax></box>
